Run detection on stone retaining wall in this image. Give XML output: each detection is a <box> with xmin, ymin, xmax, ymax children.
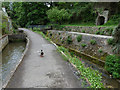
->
<box><xmin>47</xmin><ymin>30</ymin><xmax>113</xmax><ymax>65</ymax></box>
<box><xmin>62</xmin><ymin>26</ymin><xmax>115</xmax><ymax>36</ymax></box>
<box><xmin>0</xmin><ymin>33</ymin><xmax>27</xmax><ymax>52</ymax></box>
<box><xmin>8</xmin><ymin>33</ymin><xmax>27</xmax><ymax>42</ymax></box>
<box><xmin>0</xmin><ymin>35</ymin><xmax>9</xmax><ymax>52</ymax></box>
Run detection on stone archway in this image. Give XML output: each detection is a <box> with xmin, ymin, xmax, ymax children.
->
<box><xmin>97</xmin><ymin>16</ymin><xmax>105</xmax><ymax>25</ymax></box>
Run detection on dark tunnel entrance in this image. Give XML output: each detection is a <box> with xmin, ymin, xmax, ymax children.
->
<box><xmin>98</xmin><ymin>16</ymin><xmax>105</xmax><ymax>25</ymax></box>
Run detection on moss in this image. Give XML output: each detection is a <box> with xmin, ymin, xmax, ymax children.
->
<box><xmin>69</xmin><ymin>48</ymin><xmax>105</xmax><ymax>67</ymax></box>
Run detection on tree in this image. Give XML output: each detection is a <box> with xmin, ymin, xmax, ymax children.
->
<box><xmin>4</xmin><ymin>2</ymin><xmax>49</xmax><ymax>27</ymax></box>
<box><xmin>46</xmin><ymin>7</ymin><xmax>70</xmax><ymax>24</ymax></box>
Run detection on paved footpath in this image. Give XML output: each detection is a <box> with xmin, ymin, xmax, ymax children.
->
<box><xmin>6</xmin><ymin>28</ymin><xmax>81</xmax><ymax>88</ymax></box>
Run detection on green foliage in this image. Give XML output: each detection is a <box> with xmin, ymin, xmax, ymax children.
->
<box><xmin>9</xmin><ymin>2</ymin><xmax>49</xmax><ymax>27</ymax></box>
<box><xmin>90</xmin><ymin>40</ymin><xmax>96</xmax><ymax>45</ymax></box>
<box><xmin>3</xmin><ymin>2</ymin><xmax>119</xmax><ymax>27</ymax></box>
<box><xmin>57</xmin><ymin>46</ymin><xmax>104</xmax><ymax>88</ymax></box>
<box><xmin>82</xmin><ymin>30</ymin><xmax>85</xmax><ymax>33</ymax></box>
<box><xmin>2</xmin><ymin>22</ymin><xmax>7</xmax><ymax>30</ymax></box>
<box><xmin>98</xmin><ymin>49</ymin><xmax>103</xmax><ymax>53</ymax></box>
<box><xmin>112</xmin><ymin>23</ymin><xmax>120</xmax><ymax>54</ymax></box>
<box><xmin>70</xmin><ymin>52</ymin><xmax>74</xmax><ymax>57</ymax></box>
<box><xmin>67</xmin><ymin>35</ymin><xmax>73</xmax><ymax>44</ymax></box>
<box><xmin>107</xmin><ymin>38</ymin><xmax>114</xmax><ymax>45</ymax></box>
<box><xmin>58</xmin><ymin>46</ymin><xmax>68</xmax><ymax>53</ymax></box>
<box><xmin>46</xmin><ymin>7</ymin><xmax>70</xmax><ymax>24</ymax></box>
<box><xmin>34</xmin><ymin>30</ymin><xmax>51</xmax><ymax>41</ymax></box>
<box><xmin>53</xmin><ymin>24</ymin><xmax>64</xmax><ymax>30</ymax></box>
<box><xmin>105</xmin><ymin>27</ymin><xmax>114</xmax><ymax>35</ymax></box>
<box><xmin>105</xmin><ymin>55</ymin><xmax>120</xmax><ymax>79</ymax></box>
<box><xmin>95</xmin><ymin>30</ymin><xmax>100</xmax><ymax>35</ymax></box>
<box><xmin>12</xmin><ymin>21</ymin><xmax>18</xmax><ymax>29</ymax></box>
<box><xmin>104</xmin><ymin>14</ymin><xmax>120</xmax><ymax>26</ymax></box>
<box><xmin>77</xmin><ymin>35</ymin><xmax>82</xmax><ymax>42</ymax></box>
<box><xmin>81</xmin><ymin>43</ymin><xmax>87</xmax><ymax>48</ymax></box>
<box><xmin>13</xmin><ymin>29</ymin><xmax>17</xmax><ymax>34</ymax></box>
<box><xmin>100</xmin><ymin>30</ymin><xmax>104</xmax><ymax>35</ymax></box>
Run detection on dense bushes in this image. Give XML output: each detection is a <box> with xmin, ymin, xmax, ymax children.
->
<box><xmin>46</xmin><ymin>7</ymin><xmax>70</xmax><ymax>24</ymax></box>
<box><xmin>104</xmin><ymin>14</ymin><xmax>120</xmax><ymax>26</ymax></box>
<box><xmin>105</xmin><ymin>55</ymin><xmax>120</xmax><ymax>79</ymax></box>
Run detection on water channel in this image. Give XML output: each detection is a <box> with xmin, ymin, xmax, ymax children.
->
<box><xmin>69</xmin><ymin>49</ymin><xmax>120</xmax><ymax>88</ymax></box>
<box><xmin>1</xmin><ymin>41</ymin><xmax>26</xmax><ymax>87</ymax></box>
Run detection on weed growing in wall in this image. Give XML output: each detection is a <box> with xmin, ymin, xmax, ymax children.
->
<box><xmin>77</xmin><ymin>35</ymin><xmax>82</xmax><ymax>42</ymax></box>
<box><xmin>82</xmin><ymin>30</ymin><xmax>85</xmax><ymax>33</ymax></box>
<box><xmin>107</xmin><ymin>38</ymin><xmax>114</xmax><ymax>45</ymax></box>
<box><xmin>98</xmin><ymin>49</ymin><xmax>103</xmax><ymax>53</ymax></box>
<box><xmin>90</xmin><ymin>40</ymin><xmax>96</xmax><ymax>45</ymax></box>
<box><xmin>81</xmin><ymin>43</ymin><xmax>87</xmax><ymax>48</ymax></box>
<box><xmin>95</xmin><ymin>30</ymin><xmax>100</xmax><ymax>35</ymax></box>
<box><xmin>67</xmin><ymin>35</ymin><xmax>73</xmax><ymax>44</ymax></box>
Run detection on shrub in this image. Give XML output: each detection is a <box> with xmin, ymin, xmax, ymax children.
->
<box><xmin>107</xmin><ymin>38</ymin><xmax>114</xmax><ymax>45</ymax></box>
<box><xmin>105</xmin><ymin>27</ymin><xmax>114</xmax><ymax>35</ymax></box>
<box><xmin>77</xmin><ymin>35</ymin><xmax>82</xmax><ymax>42</ymax></box>
<box><xmin>70</xmin><ymin>52</ymin><xmax>74</xmax><ymax>57</ymax></box>
<box><xmin>100</xmin><ymin>30</ymin><xmax>104</xmax><ymax>35</ymax></box>
<box><xmin>95</xmin><ymin>30</ymin><xmax>100</xmax><ymax>35</ymax></box>
<box><xmin>46</xmin><ymin>7</ymin><xmax>70</xmax><ymax>24</ymax></box>
<box><xmin>60</xmin><ymin>37</ymin><xmax>62</xmax><ymax>39</ymax></box>
<box><xmin>90</xmin><ymin>40</ymin><xmax>96</xmax><ymax>45</ymax></box>
<box><xmin>98</xmin><ymin>49</ymin><xmax>103</xmax><ymax>53</ymax></box>
<box><xmin>105</xmin><ymin>55</ymin><xmax>120</xmax><ymax>79</ymax></box>
<box><xmin>81</xmin><ymin>43</ymin><xmax>87</xmax><ymax>48</ymax></box>
<box><xmin>67</xmin><ymin>35</ymin><xmax>72</xmax><ymax>44</ymax></box>
<box><xmin>82</xmin><ymin>30</ymin><xmax>85</xmax><ymax>33</ymax></box>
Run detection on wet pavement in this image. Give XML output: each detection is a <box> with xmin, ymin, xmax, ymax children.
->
<box><xmin>6</xmin><ymin>28</ymin><xmax>81</xmax><ymax>88</ymax></box>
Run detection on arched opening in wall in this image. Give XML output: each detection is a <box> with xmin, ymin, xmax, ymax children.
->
<box><xmin>98</xmin><ymin>16</ymin><xmax>105</xmax><ymax>25</ymax></box>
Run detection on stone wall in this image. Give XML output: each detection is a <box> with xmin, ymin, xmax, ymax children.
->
<box><xmin>0</xmin><ymin>33</ymin><xmax>27</xmax><ymax>52</ymax></box>
<box><xmin>47</xmin><ymin>30</ymin><xmax>113</xmax><ymax>65</ymax></box>
<box><xmin>0</xmin><ymin>35</ymin><xmax>9</xmax><ymax>52</ymax></box>
<box><xmin>62</xmin><ymin>26</ymin><xmax>114</xmax><ymax>36</ymax></box>
<box><xmin>8</xmin><ymin>33</ymin><xmax>27</xmax><ymax>42</ymax></box>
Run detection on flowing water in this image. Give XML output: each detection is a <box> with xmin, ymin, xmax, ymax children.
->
<box><xmin>1</xmin><ymin>42</ymin><xmax>26</xmax><ymax>87</ymax></box>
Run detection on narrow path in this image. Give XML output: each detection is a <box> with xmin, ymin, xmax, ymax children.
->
<box><xmin>6</xmin><ymin>28</ymin><xmax>81</xmax><ymax>88</ymax></box>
